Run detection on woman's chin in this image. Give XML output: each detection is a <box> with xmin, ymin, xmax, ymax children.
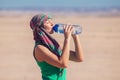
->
<box><xmin>49</xmin><ymin>30</ymin><xmax>54</xmax><ymax>34</ymax></box>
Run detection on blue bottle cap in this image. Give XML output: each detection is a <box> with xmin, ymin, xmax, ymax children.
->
<box><xmin>53</xmin><ymin>24</ymin><xmax>59</xmax><ymax>32</ymax></box>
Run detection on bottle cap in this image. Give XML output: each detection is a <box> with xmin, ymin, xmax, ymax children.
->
<box><xmin>53</xmin><ymin>24</ymin><xmax>59</xmax><ymax>32</ymax></box>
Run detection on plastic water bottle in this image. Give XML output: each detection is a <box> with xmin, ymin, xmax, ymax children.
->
<box><xmin>53</xmin><ymin>24</ymin><xmax>82</xmax><ymax>34</ymax></box>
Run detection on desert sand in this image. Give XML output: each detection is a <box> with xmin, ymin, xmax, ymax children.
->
<box><xmin>0</xmin><ymin>12</ymin><xmax>120</xmax><ymax>80</ymax></box>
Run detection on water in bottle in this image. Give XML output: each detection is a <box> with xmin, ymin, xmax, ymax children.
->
<box><xmin>53</xmin><ymin>24</ymin><xmax>82</xmax><ymax>34</ymax></box>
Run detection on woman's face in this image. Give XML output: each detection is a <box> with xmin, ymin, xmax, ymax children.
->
<box><xmin>43</xmin><ymin>19</ymin><xmax>54</xmax><ymax>34</ymax></box>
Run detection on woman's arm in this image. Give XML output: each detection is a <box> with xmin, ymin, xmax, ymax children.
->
<box><xmin>69</xmin><ymin>35</ymin><xmax>84</xmax><ymax>62</ymax></box>
<box><xmin>35</xmin><ymin>38</ymin><xmax>70</xmax><ymax>68</ymax></box>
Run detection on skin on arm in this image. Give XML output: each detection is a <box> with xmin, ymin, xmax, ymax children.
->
<box><xmin>69</xmin><ymin>35</ymin><xmax>84</xmax><ymax>62</ymax></box>
<box><xmin>35</xmin><ymin>40</ymin><xmax>69</xmax><ymax>68</ymax></box>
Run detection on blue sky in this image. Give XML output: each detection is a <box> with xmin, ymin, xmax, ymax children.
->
<box><xmin>0</xmin><ymin>0</ymin><xmax>120</xmax><ymax>9</ymax></box>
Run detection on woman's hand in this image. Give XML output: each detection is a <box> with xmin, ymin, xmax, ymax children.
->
<box><xmin>63</xmin><ymin>24</ymin><xmax>73</xmax><ymax>40</ymax></box>
<box><xmin>72</xmin><ymin>34</ymin><xmax>77</xmax><ymax>38</ymax></box>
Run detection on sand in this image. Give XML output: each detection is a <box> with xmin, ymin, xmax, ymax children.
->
<box><xmin>0</xmin><ymin>12</ymin><xmax>120</xmax><ymax>80</ymax></box>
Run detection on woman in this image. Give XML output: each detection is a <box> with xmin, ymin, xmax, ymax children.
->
<box><xmin>30</xmin><ymin>14</ymin><xmax>84</xmax><ymax>80</ymax></box>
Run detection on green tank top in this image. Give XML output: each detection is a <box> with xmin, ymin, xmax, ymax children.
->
<box><xmin>34</xmin><ymin>42</ymin><xmax>66</xmax><ymax>80</ymax></box>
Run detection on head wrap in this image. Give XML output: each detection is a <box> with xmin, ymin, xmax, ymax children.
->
<box><xmin>30</xmin><ymin>14</ymin><xmax>52</xmax><ymax>41</ymax></box>
<box><xmin>30</xmin><ymin>14</ymin><xmax>52</xmax><ymax>31</ymax></box>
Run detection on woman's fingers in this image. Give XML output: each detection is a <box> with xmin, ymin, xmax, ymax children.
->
<box><xmin>67</xmin><ymin>24</ymin><xmax>71</xmax><ymax>32</ymax></box>
<box><xmin>63</xmin><ymin>23</ymin><xmax>74</xmax><ymax>40</ymax></box>
<box><xmin>69</xmin><ymin>24</ymin><xmax>73</xmax><ymax>33</ymax></box>
<box><xmin>64</xmin><ymin>24</ymin><xmax>73</xmax><ymax>32</ymax></box>
<box><xmin>63</xmin><ymin>24</ymin><xmax>68</xmax><ymax>32</ymax></box>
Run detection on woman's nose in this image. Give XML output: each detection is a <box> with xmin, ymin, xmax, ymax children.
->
<box><xmin>51</xmin><ymin>22</ymin><xmax>54</xmax><ymax>26</ymax></box>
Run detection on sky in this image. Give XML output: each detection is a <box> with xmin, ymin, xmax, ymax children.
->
<box><xmin>0</xmin><ymin>0</ymin><xmax>120</xmax><ymax>9</ymax></box>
